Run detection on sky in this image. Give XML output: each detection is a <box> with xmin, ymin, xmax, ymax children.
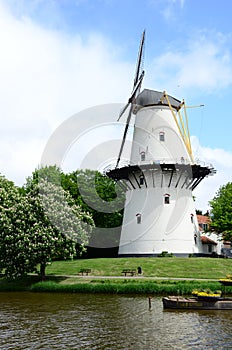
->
<box><xmin>0</xmin><ymin>0</ymin><xmax>232</xmax><ymax>211</ymax></box>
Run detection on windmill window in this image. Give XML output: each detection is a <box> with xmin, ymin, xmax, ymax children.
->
<box><xmin>191</xmin><ymin>214</ymin><xmax>194</xmax><ymax>223</ymax></box>
<box><xmin>140</xmin><ymin>152</ymin><xmax>145</xmax><ymax>161</ymax></box>
<box><xmin>164</xmin><ymin>194</ymin><xmax>170</xmax><ymax>204</ymax></box>
<box><xmin>136</xmin><ymin>213</ymin><xmax>142</xmax><ymax>224</ymax></box>
<box><xmin>194</xmin><ymin>233</ymin><xmax>197</xmax><ymax>244</ymax></box>
<box><xmin>159</xmin><ymin>132</ymin><xmax>165</xmax><ymax>142</ymax></box>
<box><xmin>139</xmin><ymin>175</ymin><xmax>144</xmax><ymax>185</ymax></box>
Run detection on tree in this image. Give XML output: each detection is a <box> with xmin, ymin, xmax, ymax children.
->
<box><xmin>0</xmin><ymin>169</ymin><xmax>94</xmax><ymax>280</ymax></box>
<box><xmin>25</xmin><ymin>165</ymin><xmax>62</xmax><ymax>189</ymax></box>
<box><xmin>61</xmin><ymin>169</ymin><xmax>126</xmax><ymax>252</ymax></box>
<box><xmin>0</xmin><ymin>174</ymin><xmax>24</xmax><ymax>278</ymax></box>
<box><xmin>209</xmin><ymin>182</ymin><xmax>232</xmax><ymax>241</ymax></box>
<box><xmin>61</xmin><ymin>169</ymin><xmax>125</xmax><ymax>227</ymax></box>
<box><xmin>29</xmin><ymin>177</ymin><xmax>94</xmax><ymax>278</ymax></box>
<box><xmin>27</xmin><ymin>166</ymin><xmax>125</xmax><ymax>256</ymax></box>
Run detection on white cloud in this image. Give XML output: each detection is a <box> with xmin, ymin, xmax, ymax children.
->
<box><xmin>148</xmin><ymin>32</ymin><xmax>232</xmax><ymax>95</ymax></box>
<box><xmin>191</xmin><ymin>136</ymin><xmax>232</xmax><ymax>211</ymax></box>
<box><xmin>149</xmin><ymin>0</ymin><xmax>185</xmax><ymax>20</ymax></box>
<box><xmin>0</xmin><ymin>2</ymin><xmax>133</xmax><ymax>185</ymax></box>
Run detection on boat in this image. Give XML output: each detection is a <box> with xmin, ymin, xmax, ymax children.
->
<box><xmin>163</xmin><ymin>275</ymin><xmax>232</xmax><ymax>310</ymax></box>
<box><xmin>162</xmin><ymin>295</ymin><xmax>232</xmax><ymax>310</ymax></box>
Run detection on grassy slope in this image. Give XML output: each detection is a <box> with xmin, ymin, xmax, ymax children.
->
<box><xmin>1</xmin><ymin>258</ymin><xmax>232</xmax><ymax>294</ymax></box>
<box><xmin>45</xmin><ymin>257</ymin><xmax>232</xmax><ymax>279</ymax></box>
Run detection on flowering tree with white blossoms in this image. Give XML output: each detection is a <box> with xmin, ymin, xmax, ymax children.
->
<box><xmin>0</xmin><ymin>174</ymin><xmax>26</xmax><ymax>278</ymax></box>
<box><xmin>35</xmin><ymin>178</ymin><xmax>94</xmax><ymax>278</ymax></box>
<box><xmin>0</xmin><ymin>172</ymin><xmax>94</xmax><ymax>280</ymax></box>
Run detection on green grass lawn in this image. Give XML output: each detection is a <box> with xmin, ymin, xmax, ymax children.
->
<box><xmin>1</xmin><ymin>257</ymin><xmax>232</xmax><ymax>294</ymax></box>
<box><xmin>45</xmin><ymin>257</ymin><xmax>232</xmax><ymax>280</ymax></box>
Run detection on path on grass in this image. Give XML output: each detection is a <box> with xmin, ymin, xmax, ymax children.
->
<box><xmin>50</xmin><ymin>274</ymin><xmax>218</xmax><ymax>282</ymax></box>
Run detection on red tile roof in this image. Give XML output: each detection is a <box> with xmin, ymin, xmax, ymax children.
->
<box><xmin>201</xmin><ymin>236</ymin><xmax>217</xmax><ymax>245</ymax></box>
<box><xmin>197</xmin><ymin>214</ymin><xmax>211</xmax><ymax>225</ymax></box>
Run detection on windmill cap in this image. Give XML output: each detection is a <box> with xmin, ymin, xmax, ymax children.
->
<box><xmin>135</xmin><ymin>89</ymin><xmax>181</xmax><ymax>110</ymax></box>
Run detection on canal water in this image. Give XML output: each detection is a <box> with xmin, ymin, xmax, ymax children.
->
<box><xmin>0</xmin><ymin>292</ymin><xmax>232</xmax><ymax>349</ymax></box>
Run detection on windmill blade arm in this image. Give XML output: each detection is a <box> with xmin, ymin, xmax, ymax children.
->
<box><xmin>133</xmin><ymin>30</ymin><xmax>145</xmax><ymax>88</ymax></box>
<box><xmin>117</xmin><ymin>102</ymin><xmax>130</xmax><ymax>121</ymax></box>
<box><xmin>116</xmin><ymin>30</ymin><xmax>145</xmax><ymax>167</ymax></box>
<box><xmin>115</xmin><ymin>123</ymin><xmax>129</xmax><ymax>168</ymax></box>
<box><xmin>130</xmin><ymin>70</ymin><xmax>144</xmax><ymax>101</ymax></box>
<box><xmin>116</xmin><ymin>105</ymin><xmax>133</xmax><ymax>168</ymax></box>
<box><xmin>117</xmin><ymin>70</ymin><xmax>144</xmax><ymax>121</ymax></box>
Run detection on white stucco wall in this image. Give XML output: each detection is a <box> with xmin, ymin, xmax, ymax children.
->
<box><xmin>119</xmin><ymin>175</ymin><xmax>200</xmax><ymax>256</ymax></box>
<box><xmin>130</xmin><ymin>106</ymin><xmax>192</xmax><ymax>165</ymax></box>
<box><xmin>118</xmin><ymin>103</ymin><xmax>205</xmax><ymax>256</ymax></box>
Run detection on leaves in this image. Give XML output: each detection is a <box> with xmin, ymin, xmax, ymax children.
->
<box><xmin>62</xmin><ymin>169</ymin><xmax>125</xmax><ymax>228</ymax></box>
<box><xmin>0</xmin><ymin>168</ymin><xmax>94</xmax><ymax>279</ymax></box>
<box><xmin>209</xmin><ymin>182</ymin><xmax>232</xmax><ymax>241</ymax></box>
<box><xmin>0</xmin><ymin>165</ymin><xmax>126</xmax><ymax>278</ymax></box>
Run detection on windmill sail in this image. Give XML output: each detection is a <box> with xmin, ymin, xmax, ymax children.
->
<box><xmin>115</xmin><ymin>30</ymin><xmax>145</xmax><ymax>168</ymax></box>
<box><xmin>133</xmin><ymin>30</ymin><xmax>145</xmax><ymax>89</ymax></box>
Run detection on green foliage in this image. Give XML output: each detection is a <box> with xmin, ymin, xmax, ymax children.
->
<box><xmin>62</xmin><ymin>169</ymin><xmax>125</xmax><ymax>228</ymax></box>
<box><xmin>158</xmin><ymin>251</ymin><xmax>173</xmax><ymax>257</ymax></box>
<box><xmin>30</xmin><ymin>279</ymin><xmax>226</xmax><ymax>295</ymax></box>
<box><xmin>0</xmin><ymin>174</ymin><xmax>27</xmax><ymax>278</ymax></box>
<box><xmin>0</xmin><ymin>165</ymin><xmax>125</xmax><ymax>279</ymax></box>
<box><xmin>24</xmin><ymin>165</ymin><xmax>62</xmax><ymax>190</ymax></box>
<box><xmin>209</xmin><ymin>182</ymin><xmax>232</xmax><ymax>241</ymax></box>
<box><xmin>62</xmin><ymin>169</ymin><xmax>125</xmax><ymax>249</ymax></box>
<box><xmin>0</xmin><ymin>275</ymin><xmax>41</xmax><ymax>291</ymax></box>
<box><xmin>0</xmin><ymin>168</ymin><xmax>94</xmax><ymax>279</ymax></box>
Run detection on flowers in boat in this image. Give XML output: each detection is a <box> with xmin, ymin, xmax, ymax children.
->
<box><xmin>192</xmin><ymin>289</ymin><xmax>221</xmax><ymax>297</ymax></box>
<box><xmin>219</xmin><ymin>274</ymin><xmax>232</xmax><ymax>282</ymax></box>
<box><xmin>197</xmin><ymin>292</ymin><xmax>221</xmax><ymax>297</ymax></box>
<box><xmin>191</xmin><ymin>289</ymin><xmax>199</xmax><ymax>296</ymax></box>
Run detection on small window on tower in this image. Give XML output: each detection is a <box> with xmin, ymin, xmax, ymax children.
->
<box><xmin>136</xmin><ymin>213</ymin><xmax>142</xmax><ymax>224</ymax></box>
<box><xmin>140</xmin><ymin>151</ymin><xmax>145</xmax><ymax>161</ymax></box>
<box><xmin>159</xmin><ymin>131</ymin><xmax>165</xmax><ymax>142</ymax></box>
<box><xmin>194</xmin><ymin>233</ymin><xmax>197</xmax><ymax>244</ymax></box>
<box><xmin>139</xmin><ymin>175</ymin><xmax>144</xmax><ymax>185</ymax></box>
<box><xmin>164</xmin><ymin>194</ymin><xmax>170</xmax><ymax>204</ymax></box>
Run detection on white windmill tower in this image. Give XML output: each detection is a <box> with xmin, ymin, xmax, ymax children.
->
<box><xmin>107</xmin><ymin>31</ymin><xmax>216</xmax><ymax>257</ymax></box>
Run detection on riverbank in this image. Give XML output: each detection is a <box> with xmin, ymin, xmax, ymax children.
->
<box><xmin>1</xmin><ymin>275</ymin><xmax>229</xmax><ymax>295</ymax></box>
<box><xmin>31</xmin><ymin>278</ymin><xmax>228</xmax><ymax>295</ymax></box>
<box><xmin>1</xmin><ymin>257</ymin><xmax>232</xmax><ymax>295</ymax></box>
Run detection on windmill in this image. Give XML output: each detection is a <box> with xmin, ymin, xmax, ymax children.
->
<box><xmin>107</xmin><ymin>32</ymin><xmax>216</xmax><ymax>257</ymax></box>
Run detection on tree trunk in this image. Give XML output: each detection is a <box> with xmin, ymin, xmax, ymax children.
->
<box><xmin>40</xmin><ymin>262</ymin><xmax>46</xmax><ymax>281</ymax></box>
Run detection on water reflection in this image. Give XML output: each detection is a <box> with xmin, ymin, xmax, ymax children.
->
<box><xmin>0</xmin><ymin>292</ymin><xmax>232</xmax><ymax>349</ymax></box>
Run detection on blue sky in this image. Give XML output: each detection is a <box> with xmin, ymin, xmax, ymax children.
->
<box><xmin>0</xmin><ymin>0</ymin><xmax>232</xmax><ymax>210</ymax></box>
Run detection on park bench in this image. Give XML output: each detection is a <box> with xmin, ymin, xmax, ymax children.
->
<box><xmin>79</xmin><ymin>268</ymin><xmax>91</xmax><ymax>276</ymax></box>
<box><xmin>121</xmin><ymin>269</ymin><xmax>136</xmax><ymax>276</ymax></box>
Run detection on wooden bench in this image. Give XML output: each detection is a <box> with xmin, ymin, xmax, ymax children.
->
<box><xmin>79</xmin><ymin>268</ymin><xmax>91</xmax><ymax>276</ymax></box>
<box><xmin>121</xmin><ymin>269</ymin><xmax>136</xmax><ymax>276</ymax></box>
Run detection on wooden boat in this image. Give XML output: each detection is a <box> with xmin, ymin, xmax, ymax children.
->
<box><xmin>162</xmin><ymin>295</ymin><xmax>232</xmax><ymax>310</ymax></box>
<box><xmin>163</xmin><ymin>276</ymin><xmax>232</xmax><ymax>310</ymax></box>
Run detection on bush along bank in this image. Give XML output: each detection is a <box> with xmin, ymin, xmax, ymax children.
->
<box><xmin>30</xmin><ymin>279</ymin><xmax>232</xmax><ymax>295</ymax></box>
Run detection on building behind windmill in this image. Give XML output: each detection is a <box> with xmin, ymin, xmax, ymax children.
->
<box><xmin>107</xmin><ymin>32</ymin><xmax>216</xmax><ymax>257</ymax></box>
